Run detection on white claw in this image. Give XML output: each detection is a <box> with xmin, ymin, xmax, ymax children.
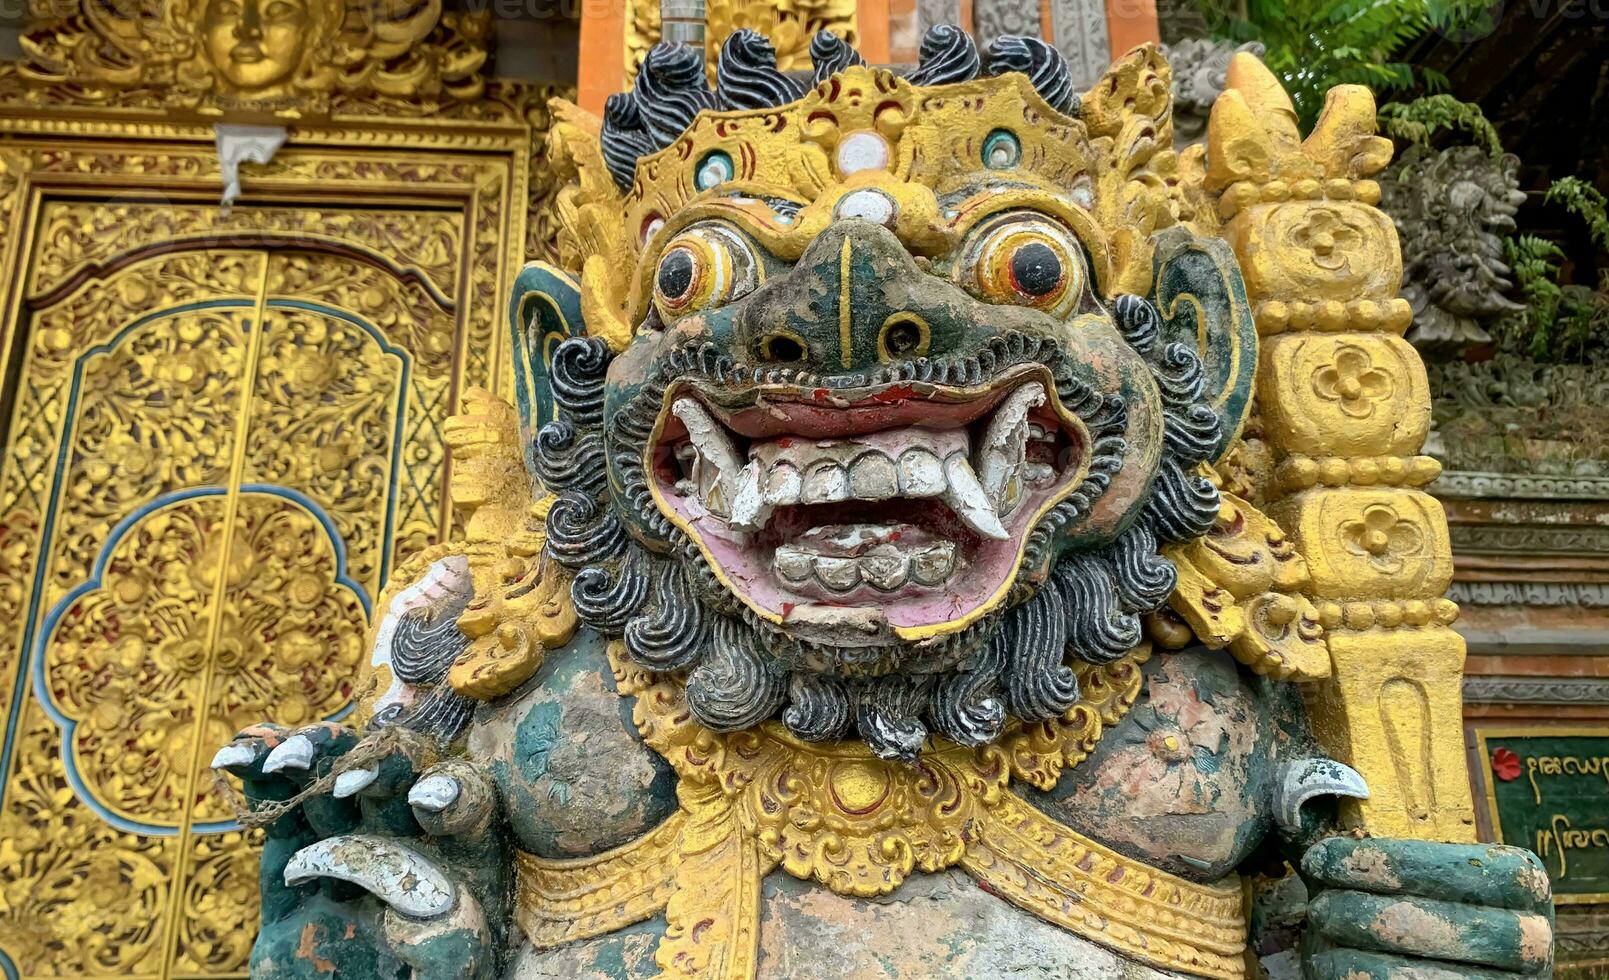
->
<box><xmin>727</xmin><ymin>461</ymin><xmax>772</xmax><ymax>532</ymax></box>
<box><xmin>332</xmin><ymin>767</ymin><xmax>379</xmax><ymax>799</ymax></box>
<box><xmin>408</xmin><ymin>774</ymin><xmax>462</xmax><ymax>813</ymax></box>
<box><xmin>942</xmin><ymin>455</ymin><xmax>1009</xmax><ymax>540</ymax></box>
<box><xmin>211</xmin><ymin>743</ymin><xmax>257</xmax><ymax>770</ymax></box>
<box><xmin>285</xmin><ymin>835</ymin><xmax>456</xmax><ymax>919</ymax></box>
<box><xmin>977</xmin><ymin>383</ymin><xmax>1046</xmax><ymax>506</ymax></box>
<box><xmin>262</xmin><ymin>734</ymin><xmax>316</xmax><ymax>774</ymax></box>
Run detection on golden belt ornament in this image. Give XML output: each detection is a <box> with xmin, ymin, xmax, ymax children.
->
<box><xmin>514</xmin><ymin>641</ymin><xmax>1249</xmax><ymax>979</ymax></box>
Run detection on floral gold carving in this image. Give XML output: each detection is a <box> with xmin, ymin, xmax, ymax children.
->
<box><xmin>1339</xmin><ymin>502</ymin><xmax>1424</xmax><ymax>574</ymax></box>
<box><xmin>0</xmin><ymin>104</ymin><xmax>550</xmax><ymax>973</ymax></box>
<box><xmin>1259</xmin><ymin>333</ymin><xmax>1430</xmax><ymax>458</ymax></box>
<box><xmin>1311</xmin><ymin>343</ymin><xmax>1394</xmax><ymax>418</ymax></box>
<box><xmin>1204</xmin><ymin>53</ymin><xmax>1474</xmax><ymax>840</ymax></box>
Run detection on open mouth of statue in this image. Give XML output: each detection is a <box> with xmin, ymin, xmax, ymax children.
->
<box><xmin>646</xmin><ymin>365</ymin><xmax>1091</xmax><ymax>642</ymax></box>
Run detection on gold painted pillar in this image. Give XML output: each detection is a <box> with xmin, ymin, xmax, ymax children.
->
<box><xmin>1205</xmin><ymin>55</ymin><xmax>1477</xmax><ymax>843</ymax></box>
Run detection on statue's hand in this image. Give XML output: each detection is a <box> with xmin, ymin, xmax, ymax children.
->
<box><xmin>212</xmin><ymin>723</ymin><xmax>505</xmax><ymax>979</ymax></box>
<box><xmin>1300</xmin><ymin>837</ymin><xmax>1553</xmax><ymax>979</ymax></box>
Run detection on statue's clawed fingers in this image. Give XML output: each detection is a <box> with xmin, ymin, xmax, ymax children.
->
<box><xmin>408</xmin><ymin>759</ymin><xmax>498</xmax><ymax>838</ymax></box>
<box><xmin>1300</xmin><ymin>838</ymin><xmax>1554</xmax><ymax>978</ymax></box>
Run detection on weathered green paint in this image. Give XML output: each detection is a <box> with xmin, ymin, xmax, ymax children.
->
<box><xmin>486</xmin><ymin>630</ymin><xmax>678</xmax><ymax>859</ymax></box>
<box><xmin>1303</xmin><ymin>946</ymin><xmax>1525</xmax><ymax>980</ymax></box>
<box><xmin>1149</xmin><ymin>227</ymin><xmax>1258</xmax><ymax>462</ymax></box>
<box><xmin>1308</xmin><ymin>890</ymin><xmax>1550</xmax><ymax>972</ymax></box>
<box><xmin>1024</xmin><ymin>648</ymin><xmax>1275</xmax><ymax>881</ymax></box>
<box><xmin>1302</xmin><ymin>838</ymin><xmax>1552</xmax><ymax>912</ymax></box>
<box><xmin>250</xmin><ymin>895</ymin><xmax>392</xmax><ymax>979</ymax></box>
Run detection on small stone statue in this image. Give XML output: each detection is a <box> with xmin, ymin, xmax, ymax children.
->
<box><xmin>1381</xmin><ymin>143</ymin><xmax>1530</xmax><ymax>352</ymax></box>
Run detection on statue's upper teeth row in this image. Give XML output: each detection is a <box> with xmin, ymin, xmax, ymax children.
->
<box><xmin>669</xmin><ymin>383</ymin><xmax>1052</xmax><ymax>542</ymax></box>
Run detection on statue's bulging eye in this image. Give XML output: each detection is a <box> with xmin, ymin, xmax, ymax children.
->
<box><xmin>960</xmin><ymin>212</ymin><xmax>1087</xmax><ymax>318</ymax></box>
<box><xmin>658</xmin><ymin>248</ymin><xmax>696</xmax><ymax>302</ymax></box>
<box><xmin>652</xmin><ymin>224</ymin><xmax>761</xmax><ymax>321</ymax></box>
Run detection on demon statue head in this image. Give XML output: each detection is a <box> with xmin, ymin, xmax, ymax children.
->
<box><xmin>1380</xmin><ymin>143</ymin><xmax>1529</xmax><ymax>352</ymax></box>
<box><xmin>517</xmin><ymin>28</ymin><xmax>1256</xmax><ymax>762</ymax></box>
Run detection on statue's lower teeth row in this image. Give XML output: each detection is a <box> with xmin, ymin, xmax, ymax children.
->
<box><xmin>773</xmin><ymin>524</ymin><xmax>959</xmax><ymax>593</ymax></box>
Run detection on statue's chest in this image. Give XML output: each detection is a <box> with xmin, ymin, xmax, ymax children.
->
<box><xmin>471</xmin><ymin>633</ymin><xmax>677</xmax><ymax>859</ymax></box>
<box><xmin>1024</xmin><ymin>647</ymin><xmax>1279</xmax><ymax>881</ymax></box>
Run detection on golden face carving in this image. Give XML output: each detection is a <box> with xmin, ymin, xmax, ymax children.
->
<box><xmin>200</xmin><ymin>0</ymin><xmax>311</xmax><ymax>92</ymax></box>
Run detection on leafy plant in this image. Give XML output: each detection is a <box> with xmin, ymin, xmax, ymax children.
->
<box><xmin>1497</xmin><ymin>229</ymin><xmax>1609</xmax><ymax>362</ymax></box>
<box><xmin>1497</xmin><ymin>234</ymin><xmax>1567</xmax><ymax>358</ymax></box>
<box><xmin>1544</xmin><ymin>176</ymin><xmax>1609</xmax><ymax>251</ymax></box>
<box><xmin>1196</xmin><ymin>0</ymin><xmax>1479</xmax><ymax>129</ymax></box>
<box><xmin>1378</xmin><ymin>94</ymin><xmax>1503</xmax><ymax>156</ymax></box>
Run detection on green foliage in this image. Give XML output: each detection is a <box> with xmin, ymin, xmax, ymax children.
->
<box><xmin>1498</xmin><ymin>235</ymin><xmax>1567</xmax><ymax>358</ymax></box>
<box><xmin>1378</xmin><ymin>95</ymin><xmax>1504</xmax><ymax>157</ymax></box>
<box><xmin>1544</xmin><ymin>176</ymin><xmax>1609</xmax><ymax>251</ymax></box>
<box><xmin>1498</xmin><ymin>233</ymin><xmax>1609</xmax><ymax>363</ymax></box>
<box><xmin>1198</xmin><ymin>0</ymin><xmax>1480</xmax><ymax>130</ymax></box>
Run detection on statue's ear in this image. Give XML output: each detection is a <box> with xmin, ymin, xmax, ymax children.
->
<box><xmin>509</xmin><ymin>261</ymin><xmax>588</xmax><ymax>478</ymax></box>
<box><xmin>1148</xmin><ymin>227</ymin><xmax>1259</xmax><ymax>462</ymax></box>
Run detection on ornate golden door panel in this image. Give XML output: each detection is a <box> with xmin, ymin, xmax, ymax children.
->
<box><xmin>0</xmin><ymin>123</ymin><xmax>542</xmax><ymax>978</ymax></box>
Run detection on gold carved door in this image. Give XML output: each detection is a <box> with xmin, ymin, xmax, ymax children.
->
<box><xmin>0</xmin><ymin>173</ymin><xmax>518</xmax><ymax>976</ymax></box>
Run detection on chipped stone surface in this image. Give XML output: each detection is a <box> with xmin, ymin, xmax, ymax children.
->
<box><xmin>509</xmin><ymin>919</ymin><xmax>664</xmax><ymax>979</ymax></box>
<box><xmin>474</xmin><ymin>630</ymin><xmax>677</xmax><ymax>859</ymax></box>
<box><xmin>755</xmin><ymin>870</ymin><xmax>1188</xmax><ymax>978</ymax></box>
<box><xmin>1024</xmin><ymin>648</ymin><xmax>1272</xmax><ymax>880</ymax></box>
<box><xmin>1336</xmin><ymin>843</ymin><xmax>1404</xmax><ymax>892</ymax></box>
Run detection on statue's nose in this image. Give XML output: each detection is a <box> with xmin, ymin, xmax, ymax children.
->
<box><xmin>739</xmin><ymin>219</ymin><xmax>955</xmax><ymax>375</ymax></box>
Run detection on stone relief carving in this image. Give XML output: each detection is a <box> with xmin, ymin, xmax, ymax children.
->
<box><xmin>1379</xmin><ymin>144</ymin><xmax>1529</xmax><ymax>352</ymax></box>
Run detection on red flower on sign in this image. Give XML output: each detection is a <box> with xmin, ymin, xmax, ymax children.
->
<box><xmin>1492</xmin><ymin>747</ymin><xmax>1522</xmax><ymax>782</ymax></box>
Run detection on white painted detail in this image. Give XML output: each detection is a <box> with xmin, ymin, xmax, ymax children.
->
<box><xmin>214</xmin><ymin>124</ymin><xmax>288</xmax><ymax>215</ymax></box>
<box><xmin>835</xmin><ymin>131</ymin><xmax>891</xmax><ymax>175</ymax></box>
<box><xmin>976</xmin><ymin>382</ymin><xmax>1046</xmax><ymax>514</ymax></box>
<box><xmin>836</xmin><ymin>188</ymin><xmax>897</xmax><ymax>226</ymax></box>
<box><xmin>262</xmin><ymin>734</ymin><xmax>315</xmax><ymax>773</ymax></box>
<box><xmin>672</xmin><ymin>397</ymin><xmax>746</xmax><ymax>518</ymax></box>
<box><xmin>284</xmin><ymin>835</ymin><xmax>457</xmax><ymax>919</ymax></box>
<box><xmin>408</xmin><ymin>774</ymin><xmax>462</xmax><ymax>814</ymax></box>
<box><xmin>211</xmin><ymin>743</ymin><xmax>257</xmax><ymax>770</ymax></box>
<box><xmin>332</xmin><ymin>767</ymin><xmax>379</xmax><ymax>799</ymax></box>
<box><xmin>942</xmin><ymin>454</ymin><xmax>1010</xmax><ymax>540</ymax></box>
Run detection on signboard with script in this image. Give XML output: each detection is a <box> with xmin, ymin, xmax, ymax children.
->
<box><xmin>1475</xmin><ymin>726</ymin><xmax>1609</xmax><ymax>904</ymax></box>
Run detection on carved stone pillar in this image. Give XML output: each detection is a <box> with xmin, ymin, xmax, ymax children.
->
<box><xmin>1205</xmin><ymin>54</ymin><xmax>1478</xmax><ymax>843</ymax></box>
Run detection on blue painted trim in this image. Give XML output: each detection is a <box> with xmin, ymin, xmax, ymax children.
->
<box><xmin>29</xmin><ymin>485</ymin><xmax>370</xmax><ymax>836</ymax></box>
<box><xmin>1</xmin><ymin>296</ymin><xmax>404</xmax><ymax>836</ymax></box>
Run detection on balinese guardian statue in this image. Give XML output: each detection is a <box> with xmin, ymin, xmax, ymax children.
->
<box><xmin>215</xmin><ymin>26</ymin><xmax>1555</xmax><ymax>980</ymax></box>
